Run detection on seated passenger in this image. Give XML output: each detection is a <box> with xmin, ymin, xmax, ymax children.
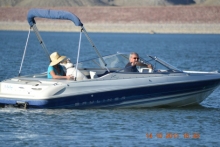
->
<box><xmin>47</xmin><ymin>52</ymin><xmax>73</xmax><ymax>79</ymax></box>
<box><xmin>124</xmin><ymin>52</ymin><xmax>152</xmax><ymax>72</ymax></box>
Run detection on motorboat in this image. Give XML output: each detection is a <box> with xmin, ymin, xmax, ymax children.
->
<box><xmin>1</xmin><ymin>8</ymin><xmax>220</xmax><ymax>109</ymax></box>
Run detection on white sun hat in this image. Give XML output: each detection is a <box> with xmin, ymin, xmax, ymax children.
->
<box><xmin>49</xmin><ymin>52</ymin><xmax>66</xmax><ymax>66</ymax></box>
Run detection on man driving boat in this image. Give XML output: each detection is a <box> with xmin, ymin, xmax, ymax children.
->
<box><xmin>124</xmin><ymin>52</ymin><xmax>152</xmax><ymax>72</ymax></box>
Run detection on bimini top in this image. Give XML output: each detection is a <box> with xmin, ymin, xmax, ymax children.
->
<box><xmin>27</xmin><ymin>8</ymin><xmax>83</xmax><ymax>27</ymax></box>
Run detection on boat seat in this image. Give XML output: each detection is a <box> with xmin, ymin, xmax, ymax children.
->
<box><xmin>90</xmin><ymin>71</ymin><xmax>98</xmax><ymax>79</ymax></box>
<box><xmin>80</xmin><ymin>69</ymin><xmax>109</xmax><ymax>79</ymax></box>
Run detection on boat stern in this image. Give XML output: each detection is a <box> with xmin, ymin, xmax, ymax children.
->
<box><xmin>0</xmin><ymin>78</ymin><xmax>67</xmax><ymax>108</ymax></box>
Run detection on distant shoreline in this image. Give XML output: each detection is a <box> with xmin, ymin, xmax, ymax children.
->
<box><xmin>0</xmin><ymin>21</ymin><xmax>220</xmax><ymax>34</ymax></box>
<box><xmin>0</xmin><ymin>6</ymin><xmax>220</xmax><ymax>34</ymax></box>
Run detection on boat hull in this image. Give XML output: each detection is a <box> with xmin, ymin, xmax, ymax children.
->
<box><xmin>0</xmin><ymin>77</ymin><xmax>219</xmax><ymax>109</ymax></box>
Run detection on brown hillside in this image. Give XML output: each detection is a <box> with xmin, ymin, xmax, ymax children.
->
<box><xmin>1</xmin><ymin>0</ymin><xmax>220</xmax><ymax>7</ymax></box>
<box><xmin>0</xmin><ymin>6</ymin><xmax>220</xmax><ymax>24</ymax></box>
<box><xmin>1</xmin><ymin>6</ymin><xmax>220</xmax><ymax>33</ymax></box>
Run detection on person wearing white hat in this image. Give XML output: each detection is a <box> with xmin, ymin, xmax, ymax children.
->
<box><xmin>47</xmin><ymin>52</ymin><xmax>73</xmax><ymax>79</ymax></box>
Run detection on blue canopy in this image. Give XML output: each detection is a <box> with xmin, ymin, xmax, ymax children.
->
<box><xmin>27</xmin><ymin>8</ymin><xmax>83</xmax><ymax>27</ymax></box>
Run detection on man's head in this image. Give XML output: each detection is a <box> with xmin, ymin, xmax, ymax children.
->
<box><xmin>129</xmin><ymin>52</ymin><xmax>139</xmax><ymax>65</ymax></box>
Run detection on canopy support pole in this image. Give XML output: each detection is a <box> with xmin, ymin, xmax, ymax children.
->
<box><xmin>32</xmin><ymin>24</ymin><xmax>50</xmax><ymax>62</ymax></box>
<box><xmin>74</xmin><ymin>29</ymin><xmax>82</xmax><ymax>81</ymax></box>
<box><xmin>18</xmin><ymin>27</ymin><xmax>31</xmax><ymax>76</ymax></box>
<box><xmin>81</xmin><ymin>26</ymin><xmax>109</xmax><ymax>72</ymax></box>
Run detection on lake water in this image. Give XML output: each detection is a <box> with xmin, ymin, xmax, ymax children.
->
<box><xmin>0</xmin><ymin>31</ymin><xmax>220</xmax><ymax>146</ymax></box>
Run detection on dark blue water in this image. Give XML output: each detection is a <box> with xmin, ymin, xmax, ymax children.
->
<box><xmin>0</xmin><ymin>31</ymin><xmax>220</xmax><ymax>146</ymax></box>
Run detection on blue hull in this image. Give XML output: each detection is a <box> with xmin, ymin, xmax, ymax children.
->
<box><xmin>0</xmin><ymin>79</ymin><xmax>220</xmax><ymax>109</ymax></box>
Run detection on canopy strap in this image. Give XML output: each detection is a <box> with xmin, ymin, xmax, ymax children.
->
<box><xmin>32</xmin><ymin>24</ymin><xmax>50</xmax><ymax>61</ymax></box>
<box><xmin>74</xmin><ymin>29</ymin><xmax>82</xmax><ymax>81</ymax></box>
<box><xmin>82</xmin><ymin>26</ymin><xmax>109</xmax><ymax>72</ymax></box>
<box><xmin>18</xmin><ymin>28</ymin><xmax>31</xmax><ymax>76</ymax></box>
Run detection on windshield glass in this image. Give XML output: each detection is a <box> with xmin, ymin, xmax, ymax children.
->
<box><xmin>77</xmin><ymin>54</ymin><xmax>129</xmax><ymax>69</ymax></box>
<box><xmin>77</xmin><ymin>53</ymin><xmax>182</xmax><ymax>73</ymax></box>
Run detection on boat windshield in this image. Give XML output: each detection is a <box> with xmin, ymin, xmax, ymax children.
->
<box><xmin>77</xmin><ymin>53</ymin><xmax>182</xmax><ymax>73</ymax></box>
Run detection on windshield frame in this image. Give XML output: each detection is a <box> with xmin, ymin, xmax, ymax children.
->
<box><xmin>76</xmin><ymin>53</ymin><xmax>182</xmax><ymax>73</ymax></box>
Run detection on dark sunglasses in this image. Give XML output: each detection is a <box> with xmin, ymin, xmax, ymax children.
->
<box><xmin>133</xmin><ymin>57</ymin><xmax>139</xmax><ymax>60</ymax></box>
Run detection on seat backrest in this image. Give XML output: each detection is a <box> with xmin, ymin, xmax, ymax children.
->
<box><xmin>90</xmin><ymin>71</ymin><xmax>98</xmax><ymax>79</ymax></box>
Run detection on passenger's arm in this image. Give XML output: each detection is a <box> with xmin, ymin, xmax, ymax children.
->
<box><xmin>50</xmin><ymin>70</ymin><xmax>73</xmax><ymax>79</ymax></box>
